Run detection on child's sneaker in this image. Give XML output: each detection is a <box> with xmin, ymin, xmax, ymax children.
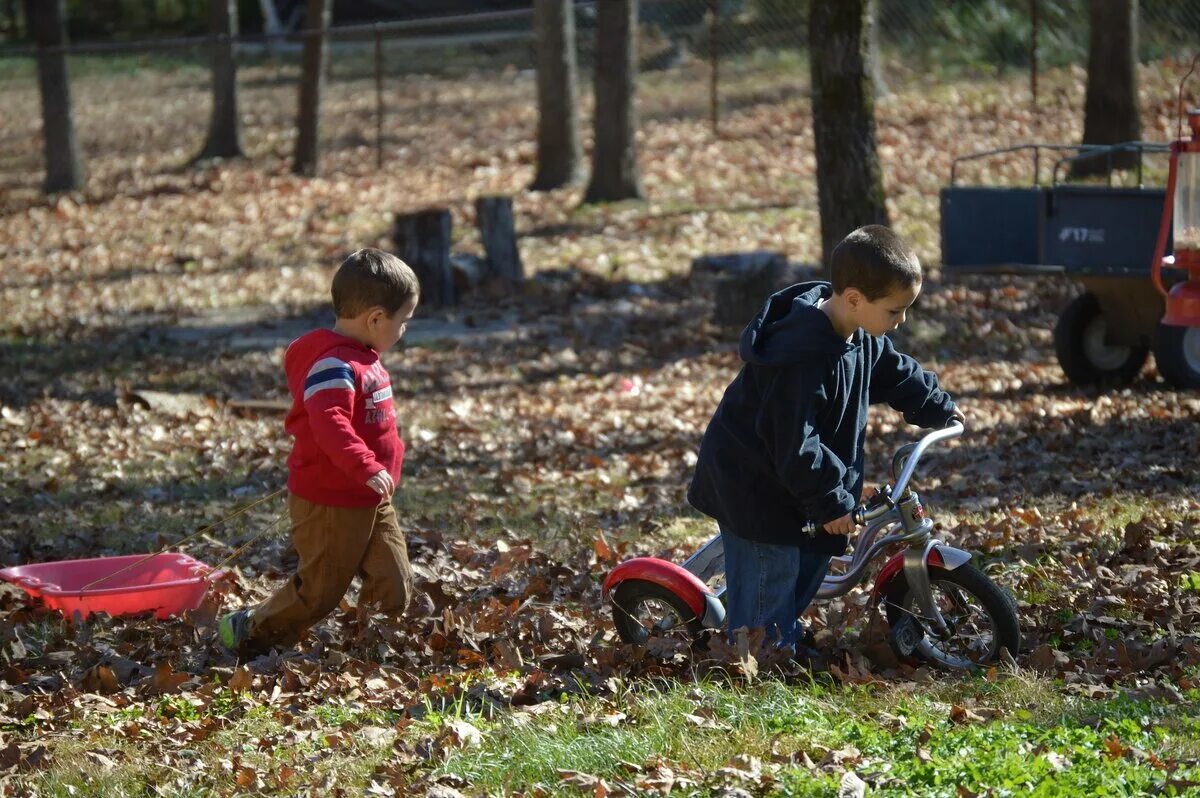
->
<box><xmin>217</xmin><ymin>608</ymin><xmax>254</xmax><ymax>652</ymax></box>
<box><xmin>791</xmin><ymin>627</ymin><xmax>821</xmax><ymax>662</ymax></box>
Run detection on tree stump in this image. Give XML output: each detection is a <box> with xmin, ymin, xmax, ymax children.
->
<box><xmin>692</xmin><ymin>251</ymin><xmax>787</xmax><ymax>327</ymax></box>
<box><xmin>475</xmin><ymin>196</ymin><xmax>524</xmax><ymax>284</ymax></box>
<box><xmin>394</xmin><ymin>208</ymin><xmax>454</xmax><ymax>308</ymax></box>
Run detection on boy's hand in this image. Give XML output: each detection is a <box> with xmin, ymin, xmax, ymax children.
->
<box><xmin>366</xmin><ymin>469</ymin><xmax>394</xmax><ymax>499</ymax></box>
<box><xmin>950</xmin><ymin>407</ymin><xmax>966</xmax><ymax>425</ymax></box>
<box><xmin>823</xmin><ymin>514</ymin><xmax>855</xmax><ymax>535</ymax></box>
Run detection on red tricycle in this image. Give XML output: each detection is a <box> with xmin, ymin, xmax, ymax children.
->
<box><xmin>602</xmin><ymin>423</ymin><xmax>1021</xmax><ymax>671</ymax></box>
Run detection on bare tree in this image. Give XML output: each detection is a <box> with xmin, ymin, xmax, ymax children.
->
<box><xmin>809</xmin><ymin>0</ymin><xmax>888</xmax><ymax>269</ymax></box>
<box><xmin>25</xmin><ymin>0</ymin><xmax>84</xmax><ymax>193</ymax></box>
<box><xmin>196</xmin><ymin>0</ymin><xmax>244</xmax><ymax>161</ymax></box>
<box><xmin>584</xmin><ymin>0</ymin><xmax>643</xmax><ymax>203</ymax></box>
<box><xmin>1074</xmin><ymin>0</ymin><xmax>1141</xmax><ymax>176</ymax></box>
<box><xmin>530</xmin><ymin>0</ymin><xmax>582</xmax><ymax>190</ymax></box>
<box><xmin>293</xmin><ymin>0</ymin><xmax>331</xmax><ymax>177</ymax></box>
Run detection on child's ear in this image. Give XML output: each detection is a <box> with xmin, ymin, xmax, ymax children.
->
<box><xmin>844</xmin><ymin>288</ymin><xmax>863</xmax><ymax>311</ymax></box>
<box><xmin>367</xmin><ymin>306</ymin><xmax>388</xmax><ymax>327</ymax></box>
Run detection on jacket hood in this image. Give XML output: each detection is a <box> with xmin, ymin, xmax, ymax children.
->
<box><xmin>738</xmin><ymin>281</ymin><xmax>857</xmax><ymax>365</ymax></box>
<box><xmin>284</xmin><ymin>328</ymin><xmax>371</xmax><ymax>370</ymax></box>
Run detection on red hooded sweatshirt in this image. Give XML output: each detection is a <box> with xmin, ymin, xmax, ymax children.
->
<box><xmin>283</xmin><ymin>329</ymin><xmax>405</xmax><ymax>507</ymax></box>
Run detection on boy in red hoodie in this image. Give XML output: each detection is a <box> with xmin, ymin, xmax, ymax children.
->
<box><xmin>219</xmin><ymin>248</ymin><xmax>419</xmax><ymax>652</ymax></box>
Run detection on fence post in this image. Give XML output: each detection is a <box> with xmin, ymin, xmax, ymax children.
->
<box><xmin>375</xmin><ymin>23</ymin><xmax>384</xmax><ymax>169</ymax></box>
<box><xmin>708</xmin><ymin>0</ymin><xmax>719</xmax><ymax>137</ymax></box>
<box><xmin>1030</xmin><ymin>0</ymin><xmax>1039</xmax><ymax>146</ymax></box>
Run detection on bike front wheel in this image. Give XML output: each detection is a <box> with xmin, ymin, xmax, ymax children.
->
<box><xmin>884</xmin><ymin>563</ymin><xmax>1020</xmax><ymax>670</ymax></box>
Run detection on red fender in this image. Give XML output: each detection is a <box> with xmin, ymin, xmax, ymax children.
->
<box><xmin>870</xmin><ymin>548</ymin><xmax>946</xmax><ymax>603</ymax></box>
<box><xmin>602</xmin><ymin>557</ymin><xmax>715</xmax><ymax>618</ymax></box>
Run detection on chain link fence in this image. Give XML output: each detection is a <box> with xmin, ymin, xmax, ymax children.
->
<box><xmin>1</xmin><ymin>1</ymin><xmax>1198</xmax><ymax>197</ymax></box>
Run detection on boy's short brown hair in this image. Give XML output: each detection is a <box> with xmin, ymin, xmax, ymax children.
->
<box><xmin>830</xmin><ymin>225</ymin><xmax>922</xmax><ymax>300</ymax></box>
<box><xmin>331</xmin><ymin>248</ymin><xmax>420</xmax><ymax>318</ymax></box>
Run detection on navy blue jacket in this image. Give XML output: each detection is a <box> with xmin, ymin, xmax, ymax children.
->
<box><xmin>687</xmin><ymin>282</ymin><xmax>956</xmax><ymax>554</ymax></box>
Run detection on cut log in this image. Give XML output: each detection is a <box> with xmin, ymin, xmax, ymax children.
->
<box><xmin>691</xmin><ymin>251</ymin><xmax>787</xmax><ymax>327</ymax></box>
<box><xmin>475</xmin><ymin>196</ymin><xmax>524</xmax><ymax>284</ymax></box>
<box><xmin>394</xmin><ymin>208</ymin><xmax>454</xmax><ymax>308</ymax></box>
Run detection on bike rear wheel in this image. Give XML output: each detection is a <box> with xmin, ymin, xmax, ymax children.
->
<box><xmin>610</xmin><ymin>579</ymin><xmax>704</xmax><ymax>646</ymax></box>
<box><xmin>884</xmin><ymin>563</ymin><xmax>1020</xmax><ymax>670</ymax></box>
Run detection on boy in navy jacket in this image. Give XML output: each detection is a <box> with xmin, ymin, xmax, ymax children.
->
<box><xmin>688</xmin><ymin>225</ymin><xmax>964</xmax><ymax>650</ymax></box>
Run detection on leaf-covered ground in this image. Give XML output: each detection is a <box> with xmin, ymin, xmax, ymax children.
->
<box><xmin>1</xmin><ymin>54</ymin><xmax>1199</xmax><ymax>796</ymax></box>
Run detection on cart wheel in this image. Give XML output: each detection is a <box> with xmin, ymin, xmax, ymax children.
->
<box><xmin>1154</xmin><ymin>323</ymin><xmax>1200</xmax><ymax>389</ymax></box>
<box><xmin>1054</xmin><ymin>293</ymin><xmax>1148</xmax><ymax>385</ymax></box>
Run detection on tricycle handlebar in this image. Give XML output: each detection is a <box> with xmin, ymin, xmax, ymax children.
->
<box><xmin>892</xmin><ymin>421</ymin><xmax>963</xmax><ymax>498</ymax></box>
<box><xmin>803</xmin><ymin>421</ymin><xmax>963</xmax><ymax>537</ymax></box>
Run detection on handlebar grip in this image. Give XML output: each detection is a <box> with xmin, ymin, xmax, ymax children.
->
<box><xmin>805</xmin><ymin>505</ymin><xmax>868</xmax><ymax>537</ymax></box>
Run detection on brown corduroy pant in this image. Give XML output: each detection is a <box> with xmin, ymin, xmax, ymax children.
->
<box><xmin>248</xmin><ymin>493</ymin><xmax>413</xmax><ymax>648</ymax></box>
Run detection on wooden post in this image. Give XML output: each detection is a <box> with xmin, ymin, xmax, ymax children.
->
<box><xmin>292</xmin><ymin>0</ymin><xmax>331</xmax><ymax>177</ymax></box>
<box><xmin>374</xmin><ymin>23</ymin><xmax>384</xmax><ymax>170</ymax></box>
<box><xmin>475</xmin><ymin>196</ymin><xmax>524</xmax><ymax>284</ymax></box>
<box><xmin>394</xmin><ymin>209</ymin><xmax>454</xmax><ymax>308</ymax></box>
<box><xmin>708</xmin><ymin>0</ymin><xmax>719</xmax><ymax>136</ymax></box>
<box><xmin>1030</xmin><ymin>0</ymin><xmax>1039</xmax><ymax>144</ymax></box>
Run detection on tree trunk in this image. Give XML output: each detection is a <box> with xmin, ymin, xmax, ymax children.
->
<box><xmin>26</xmin><ymin>0</ymin><xmax>83</xmax><ymax>193</ymax></box>
<box><xmin>476</xmin><ymin>196</ymin><xmax>524</xmax><ymax>283</ymax></box>
<box><xmin>1074</xmin><ymin>0</ymin><xmax>1140</xmax><ymax>177</ymax></box>
<box><xmin>584</xmin><ymin>0</ymin><xmax>643</xmax><ymax>204</ymax></box>
<box><xmin>530</xmin><ymin>0</ymin><xmax>582</xmax><ymax>190</ymax></box>
<box><xmin>809</xmin><ymin>0</ymin><xmax>888</xmax><ymax>270</ymax></box>
<box><xmin>292</xmin><ymin>0</ymin><xmax>330</xmax><ymax>177</ymax></box>
<box><xmin>197</xmin><ymin>0</ymin><xmax>244</xmax><ymax>161</ymax></box>
<box><xmin>394</xmin><ymin>209</ymin><xmax>454</xmax><ymax>308</ymax></box>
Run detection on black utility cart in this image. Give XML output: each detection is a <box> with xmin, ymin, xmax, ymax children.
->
<box><xmin>940</xmin><ymin>142</ymin><xmax>1198</xmax><ymax>388</ymax></box>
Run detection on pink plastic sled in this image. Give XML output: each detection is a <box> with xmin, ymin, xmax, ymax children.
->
<box><xmin>0</xmin><ymin>553</ymin><xmax>224</xmax><ymax>619</ymax></box>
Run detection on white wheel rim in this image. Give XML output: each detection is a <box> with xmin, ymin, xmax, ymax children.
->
<box><xmin>1082</xmin><ymin>316</ymin><xmax>1132</xmax><ymax>371</ymax></box>
<box><xmin>624</xmin><ymin>597</ymin><xmax>688</xmax><ymax>645</ymax></box>
<box><xmin>1184</xmin><ymin>327</ymin><xmax>1200</xmax><ymax>372</ymax></box>
<box><xmin>904</xmin><ymin>579</ymin><xmax>1001</xmax><ymax>670</ymax></box>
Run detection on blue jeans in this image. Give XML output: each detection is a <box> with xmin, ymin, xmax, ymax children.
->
<box><xmin>721</xmin><ymin>529</ymin><xmax>831</xmax><ymax>648</ymax></box>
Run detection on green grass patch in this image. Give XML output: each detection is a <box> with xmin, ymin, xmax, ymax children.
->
<box><xmin>432</xmin><ymin>676</ymin><xmax>1200</xmax><ymax>797</ymax></box>
<box><xmin>21</xmin><ymin>658</ymin><xmax>1200</xmax><ymax>796</ymax></box>
<box><xmin>32</xmin><ymin>695</ymin><xmax>398</xmax><ymax>797</ymax></box>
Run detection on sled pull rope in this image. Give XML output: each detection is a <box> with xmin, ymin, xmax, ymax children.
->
<box><xmin>202</xmin><ymin>508</ymin><xmax>291</xmax><ymax>577</ymax></box>
<box><xmin>78</xmin><ymin>487</ymin><xmax>288</xmax><ymax>592</ymax></box>
<box><xmin>201</xmin><ymin>492</ymin><xmax>387</xmax><ymax>579</ymax></box>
